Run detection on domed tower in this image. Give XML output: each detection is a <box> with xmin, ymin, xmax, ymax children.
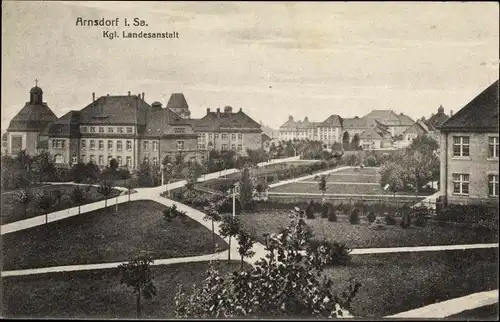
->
<box><xmin>30</xmin><ymin>84</ymin><xmax>43</xmax><ymax>105</ymax></box>
<box><xmin>437</xmin><ymin>105</ymin><xmax>444</xmax><ymax>114</ymax></box>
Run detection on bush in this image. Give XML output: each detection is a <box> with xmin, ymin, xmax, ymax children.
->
<box><xmin>321</xmin><ymin>203</ymin><xmax>330</xmax><ymax>219</ymax></box>
<box><xmin>412</xmin><ymin>207</ymin><xmax>429</xmax><ymax>227</ymax></box>
<box><xmin>305</xmin><ymin>200</ymin><xmax>315</xmax><ymax>219</ymax></box>
<box><xmin>349</xmin><ymin>209</ymin><xmax>360</xmax><ymax>224</ymax></box>
<box><xmin>400</xmin><ymin>213</ymin><xmax>411</xmax><ymax>228</ymax></box>
<box><xmin>328</xmin><ymin>208</ymin><xmax>337</xmax><ymax>222</ymax></box>
<box><xmin>385</xmin><ymin>214</ymin><xmax>396</xmax><ymax>225</ymax></box>
<box><xmin>367</xmin><ymin>212</ymin><xmax>376</xmax><ymax>223</ymax></box>
<box><xmin>308</xmin><ymin>240</ymin><xmax>352</xmax><ymax>266</ymax></box>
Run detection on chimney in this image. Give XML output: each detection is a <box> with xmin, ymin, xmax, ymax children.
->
<box><xmin>304</xmin><ymin>116</ymin><xmax>309</xmax><ymax>122</ymax></box>
<box><xmin>216</xmin><ymin>108</ymin><xmax>220</xmax><ymax>117</ymax></box>
<box><xmin>206</xmin><ymin>108</ymin><xmax>210</xmax><ymax>114</ymax></box>
<box><xmin>224</xmin><ymin>106</ymin><xmax>232</xmax><ymax>113</ymax></box>
<box><xmin>107</xmin><ymin>94</ymin><xmax>109</xmax><ymax>96</ymax></box>
<box><xmin>450</xmin><ymin>110</ymin><xmax>453</xmax><ymax>116</ymax></box>
<box><xmin>239</xmin><ymin>108</ymin><xmax>242</xmax><ymax>112</ymax></box>
<box><xmin>142</xmin><ymin>92</ymin><xmax>145</xmax><ymax>100</ymax></box>
<box><xmin>92</xmin><ymin>92</ymin><xmax>95</xmax><ymax>102</ymax></box>
<box><xmin>151</xmin><ymin>102</ymin><xmax>162</xmax><ymax>111</ymax></box>
<box><xmin>288</xmin><ymin>115</ymin><xmax>293</xmax><ymax>120</ymax></box>
<box><xmin>128</xmin><ymin>91</ymin><xmax>131</xmax><ymax>96</ymax></box>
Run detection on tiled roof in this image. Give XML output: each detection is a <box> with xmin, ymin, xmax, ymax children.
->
<box><xmin>37</xmin><ymin>139</ymin><xmax>48</xmax><ymax>149</ymax></box>
<box><xmin>79</xmin><ymin>95</ymin><xmax>151</xmax><ymax>125</ymax></box>
<box><xmin>359</xmin><ymin>128</ymin><xmax>383</xmax><ymax>140</ymax></box>
<box><xmin>402</xmin><ymin>120</ymin><xmax>429</xmax><ymax>135</ymax></box>
<box><xmin>397</xmin><ymin>113</ymin><xmax>415</xmax><ymax>126</ymax></box>
<box><xmin>426</xmin><ymin>110</ymin><xmax>449</xmax><ymax>131</ymax></box>
<box><xmin>143</xmin><ymin>108</ymin><xmax>196</xmax><ymax>138</ymax></box>
<box><xmin>279</xmin><ymin>117</ymin><xmax>297</xmax><ymax>129</ymax></box>
<box><xmin>363</xmin><ymin>110</ymin><xmax>402</xmax><ymax>125</ymax></box>
<box><xmin>166</xmin><ymin>93</ymin><xmax>189</xmax><ymax>110</ymax></box>
<box><xmin>319</xmin><ymin>115</ymin><xmax>342</xmax><ymax>127</ymax></box>
<box><xmin>262</xmin><ymin>133</ymin><xmax>272</xmax><ymax>141</ymax></box>
<box><xmin>44</xmin><ymin>111</ymin><xmax>82</xmax><ymax>137</ymax></box>
<box><xmin>341</xmin><ymin>117</ymin><xmax>375</xmax><ymax>129</ymax></box>
<box><xmin>440</xmin><ymin>80</ymin><xmax>499</xmax><ymax>131</ymax></box>
<box><xmin>192</xmin><ymin>109</ymin><xmax>261</xmax><ymax>132</ymax></box>
<box><xmin>7</xmin><ymin>102</ymin><xmax>58</xmax><ymax>132</ymax></box>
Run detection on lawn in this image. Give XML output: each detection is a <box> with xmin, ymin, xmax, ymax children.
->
<box><xmin>2</xmin><ymin>200</ymin><xmax>228</xmax><ymax>271</ymax></box>
<box><xmin>324</xmin><ymin>173</ymin><xmax>380</xmax><ymax>183</ymax></box>
<box><xmin>2</xmin><ymin>261</ymin><xmax>246</xmax><ymax>319</ymax></box>
<box><xmin>2</xmin><ymin>250</ymin><xmax>497</xmax><ymax>319</ymax></box>
<box><xmin>1</xmin><ymin>184</ymin><xmax>124</xmax><ymax>225</ymax></box>
<box><xmin>238</xmin><ymin>210</ymin><xmax>498</xmax><ymax>248</ymax></box>
<box><xmin>225</xmin><ymin>160</ymin><xmax>318</xmax><ymax>179</ymax></box>
<box><xmin>446</xmin><ymin>303</ymin><xmax>498</xmax><ymax>320</ymax></box>
<box><xmin>325</xmin><ymin>248</ymin><xmax>498</xmax><ymax>317</ymax></box>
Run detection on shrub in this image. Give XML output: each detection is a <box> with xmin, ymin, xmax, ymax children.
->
<box><xmin>308</xmin><ymin>240</ymin><xmax>352</xmax><ymax>266</ymax></box>
<box><xmin>414</xmin><ymin>213</ymin><xmax>427</xmax><ymax>227</ymax></box>
<box><xmin>385</xmin><ymin>214</ymin><xmax>396</xmax><ymax>225</ymax></box>
<box><xmin>328</xmin><ymin>208</ymin><xmax>337</xmax><ymax>222</ymax></box>
<box><xmin>305</xmin><ymin>200</ymin><xmax>315</xmax><ymax>219</ymax></box>
<box><xmin>367</xmin><ymin>212</ymin><xmax>376</xmax><ymax>223</ymax></box>
<box><xmin>349</xmin><ymin>209</ymin><xmax>360</xmax><ymax>224</ymax></box>
<box><xmin>400</xmin><ymin>213</ymin><xmax>411</xmax><ymax>228</ymax></box>
<box><xmin>321</xmin><ymin>203</ymin><xmax>330</xmax><ymax>218</ymax></box>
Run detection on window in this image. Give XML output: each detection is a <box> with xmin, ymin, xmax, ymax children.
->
<box><xmin>99</xmin><ymin>127</ymin><xmax>104</xmax><ymax>133</ymax></box>
<box><xmin>222</xmin><ymin>144</ymin><xmax>228</xmax><ymax>151</ymax></box>
<box><xmin>117</xmin><ymin>141</ymin><xmax>123</xmax><ymax>151</ymax></box>
<box><xmin>231</xmin><ymin>134</ymin><xmax>236</xmax><ymax>140</ymax></box>
<box><xmin>177</xmin><ymin>141</ymin><xmax>184</xmax><ymax>150</ymax></box>
<box><xmin>143</xmin><ymin>141</ymin><xmax>149</xmax><ymax>150</ymax></box>
<box><xmin>90</xmin><ymin>127</ymin><xmax>96</xmax><ymax>133</ymax></box>
<box><xmin>55</xmin><ymin>154</ymin><xmax>64</xmax><ymax>164</ymax></box>
<box><xmin>90</xmin><ymin>140</ymin><xmax>96</xmax><ymax>150</ymax></box>
<box><xmin>126</xmin><ymin>156</ymin><xmax>132</xmax><ymax>166</ymax></box>
<box><xmin>453</xmin><ymin>136</ymin><xmax>470</xmax><ymax>157</ymax></box>
<box><xmin>209</xmin><ymin>133</ymin><xmax>213</xmax><ymax>139</ymax></box>
<box><xmin>99</xmin><ymin>140</ymin><xmax>104</xmax><ymax>150</ymax></box>
<box><xmin>108</xmin><ymin>156</ymin><xmax>112</xmax><ymax>165</ymax></box>
<box><xmin>81</xmin><ymin>126</ymin><xmax>87</xmax><ymax>133</ymax></box>
<box><xmin>238</xmin><ymin>144</ymin><xmax>242</xmax><ymax>151</ymax></box>
<box><xmin>238</xmin><ymin>134</ymin><xmax>243</xmax><ymax>140</ymax></box>
<box><xmin>198</xmin><ymin>143</ymin><xmax>204</xmax><ymax>149</ymax></box>
<box><xmin>81</xmin><ymin>139</ymin><xmax>86</xmax><ymax>148</ymax></box>
<box><xmin>222</xmin><ymin>134</ymin><xmax>228</xmax><ymax>140</ymax></box>
<box><xmin>452</xmin><ymin>173</ymin><xmax>470</xmax><ymax>195</ymax></box>
<box><xmin>117</xmin><ymin>156</ymin><xmax>122</xmax><ymax>165</ymax></box>
<box><xmin>232</xmin><ymin>144</ymin><xmax>236</xmax><ymax>150</ymax></box>
<box><xmin>108</xmin><ymin>127</ymin><xmax>114</xmax><ymax>133</ymax></box>
<box><xmin>71</xmin><ymin>154</ymin><xmax>77</xmax><ymax>164</ymax></box>
<box><xmin>214</xmin><ymin>134</ymin><xmax>219</xmax><ymax>139</ymax></box>
<box><xmin>127</xmin><ymin>127</ymin><xmax>133</xmax><ymax>133</ymax></box>
<box><xmin>126</xmin><ymin>140</ymin><xmax>132</xmax><ymax>150</ymax></box>
<box><xmin>98</xmin><ymin>155</ymin><xmax>104</xmax><ymax>165</ymax></box>
<box><xmin>153</xmin><ymin>141</ymin><xmax>158</xmax><ymax>151</ymax></box>
<box><xmin>488</xmin><ymin>137</ymin><xmax>499</xmax><ymax>159</ymax></box>
<box><xmin>174</xmin><ymin>128</ymin><xmax>185</xmax><ymax>134</ymax></box>
<box><xmin>118</xmin><ymin>127</ymin><xmax>123</xmax><ymax>133</ymax></box>
<box><xmin>152</xmin><ymin>157</ymin><xmax>158</xmax><ymax>166</ymax></box>
<box><xmin>489</xmin><ymin>175</ymin><xmax>499</xmax><ymax>197</ymax></box>
<box><xmin>107</xmin><ymin>140</ymin><xmax>113</xmax><ymax>150</ymax></box>
<box><xmin>90</xmin><ymin>155</ymin><xmax>95</xmax><ymax>163</ymax></box>
<box><xmin>81</xmin><ymin>154</ymin><xmax>86</xmax><ymax>162</ymax></box>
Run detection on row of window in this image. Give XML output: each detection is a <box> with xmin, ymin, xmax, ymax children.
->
<box><xmin>51</xmin><ymin>139</ymin><xmax>66</xmax><ymax>149</ymax></box>
<box><xmin>143</xmin><ymin>141</ymin><xmax>158</xmax><ymax>151</ymax></box>
<box><xmin>81</xmin><ymin>126</ymin><xmax>134</xmax><ymax>134</ymax></box>
<box><xmin>452</xmin><ymin>174</ymin><xmax>499</xmax><ymax>197</ymax></box>
<box><xmin>453</xmin><ymin>136</ymin><xmax>498</xmax><ymax>158</ymax></box>
<box><xmin>81</xmin><ymin>139</ymin><xmax>133</xmax><ymax>151</ymax></box>
<box><xmin>80</xmin><ymin>154</ymin><xmax>133</xmax><ymax>166</ymax></box>
<box><xmin>220</xmin><ymin>144</ymin><xmax>243</xmax><ymax>151</ymax></box>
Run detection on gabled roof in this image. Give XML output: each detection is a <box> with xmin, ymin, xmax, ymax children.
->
<box><xmin>79</xmin><ymin>95</ymin><xmax>151</xmax><ymax>125</ymax></box>
<box><xmin>192</xmin><ymin>109</ymin><xmax>261</xmax><ymax>132</ymax></box>
<box><xmin>341</xmin><ymin>117</ymin><xmax>376</xmax><ymax>129</ymax></box>
<box><xmin>402</xmin><ymin>120</ymin><xmax>429</xmax><ymax>136</ymax></box>
<box><xmin>279</xmin><ymin>116</ymin><xmax>297</xmax><ymax>129</ymax></box>
<box><xmin>397</xmin><ymin>113</ymin><xmax>415</xmax><ymax>126</ymax></box>
<box><xmin>166</xmin><ymin>93</ymin><xmax>189</xmax><ymax>110</ymax></box>
<box><xmin>426</xmin><ymin>109</ymin><xmax>449</xmax><ymax>131</ymax></box>
<box><xmin>363</xmin><ymin>110</ymin><xmax>402</xmax><ymax>126</ymax></box>
<box><xmin>44</xmin><ymin>111</ymin><xmax>82</xmax><ymax>137</ymax></box>
<box><xmin>143</xmin><ymin>108</ymin><xmax>196</xmax><ymax>138</ymax></box>
<box><xmin>262</xmin><ymin>133</ymin><xmax>272</xmax><ymax>141</ymax></box>
<box><xmin>439</xmin><ymin>80</ymin><xmax>499</xmax><ymax>131</ymax></box>
<box><xmin>319</xmin><ymin>114</ymin><xmax>342</xmax><ymax>127</ymax></box>
<box><xmin>359</xmin><ymin>128</ymin><xmax>383</xmax><ymax>140</ymax></box>
<box><xmin>7</xmin><ymin>102</ymin><xmax>58</xmax><ymax>132</ymax></box>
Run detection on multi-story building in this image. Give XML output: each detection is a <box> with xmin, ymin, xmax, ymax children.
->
<box><xmin>363</xmin><ymin>110</ymin><xmax>414</xmax><ymax>137</ymax></box>
<box><xmin>316</xmin><ymin>115</ymin><xmax>342</xmax><ymax>144</ymax></box>
<box><xmin>188</xmin><ymin>105</ymin><xmax>262</xmax><ymax>155</ymax></box>
<box><xmin>5</xmin><ymin>84</ymin><xmax>58</xmax><ymax>156</ymax></box>
<box><xmin>439</xmin><ymin>80</ymin><xmax>499</xmax><ymax>206</ymax></box>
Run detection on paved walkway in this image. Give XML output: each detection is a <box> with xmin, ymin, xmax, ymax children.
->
<box><xmin>269</xmin><ymin>192</ymin><xmax>430</xmax><ymax>199</ymax></box>
<box><xmin>298</xmin><ymin>181</ymin><xmax>379</xmax><ymax>186</ymax></box>
<box><xmin>385</xmin><ymin>290</ymin><xmax>499</xmax><ymax>318</ymax></box>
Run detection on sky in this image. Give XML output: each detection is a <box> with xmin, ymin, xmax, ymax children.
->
<box><xmin>2</xmin><ymin>1</ymin><xmax>499</xmax><ymax>131</ymax></box>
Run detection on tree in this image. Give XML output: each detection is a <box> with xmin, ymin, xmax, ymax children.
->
<box><xmin>174</xmin><ymin>212</ymin><xmax>361</xmax><ymax>319</ymax></box>
<box><xmin>342</xmin><ymin>132</ymin><xmax>350</xmax><ymax>151</ymax></box>
<box><xmin>71</xmin><ymin>162</ymin><xmax>88</xmax><ymax>183</ymax></box>
<box><xmin>236</xmin><ymin>229</ymin><xmax>255</xmax><ymax>270</ymax></box>
<box><xmin>203</xmin><ymin>196</ymin><xmax>224</xmax><ymax>253</ymax></box>
<box><xmin>408</xmin><ymin>135</ymin><xmax>439</xmax><ymax>154</ymax></box>
<box><xmin>239</xmin><ymin>167</ymin><xmax>253</xmax><ymax>212</ymax></box>
<box><xmin>379</xmin><ymin>162</ymin><xmax>405</xmax><ymax>197</ymax></box>
<box><xmin>137</xmin><ymin>161</ymin><xmax>153</xmax><ymax>187</ymax></box>
<box><xmin>173</xmin><ymin>151</ymin><xmax>186</xmax><ymax>178</ymax></box>
<box><xmin>110</xmin><ymin>158</ymin><xmax>119</xmax><ymax>172</ymax></box>
<box><xmin>13</xmin><ymin>188</ymin><xmax>31</xmax><ymax>219</ymax></box>
<box><xmin>163</xmin><ymin>204</ymin><xmax>185</xmax><ymax>222</ymax></box>
<box><xmin>31</xmin><ymin>151</ymin><xmax>56</xmax><ymax>183</ymax></box>
<box><xmin>71</xmin><ymin>185</ymin><xmax>86</xmax><ymax>215</ymax></box>
<box><xmin>85</xmin><ymin>162</ymin><xmax>101</xmax><ymax>183</ymax></box>
<box><xmin>97</xmin><ymin>180</ymin><xmax>114</xmax><ymax>209</ymax></box>
<box><xmin>118</xmin><ymin>256</ymin><xmax>157</xmax><ymax>318</ymax></box>
<box><xmin>318</xmin><ymin>175</ymin><xmax>328</xmax><ymax>203</ymax></box>
<box><xmin>35</xmin><ymin>192</ymin><xmax>54</xmax><ymax>225</ymax></box>
<box><xmin>186</xmin><ymin>161</ymin><xmax>201</xmax><ymax>190</ymax></box>
<box><xmin>219</xmin><ymin>214</ymin><xmax>242</xmax><ymax>261</ymax></box>
<box><xmin>51</xmin><ymin>189</ymin><xmax>64</xmax><ymax>207</ymax></box>
<box><xmin>350</xmin><ymin>134</ymin><xmax>360</xmax><ymax>151</ymax></box>
<box><xmin>125</xmin><ymin>178</ymin><xmax>136</xmax><ymax>202</ymax></box>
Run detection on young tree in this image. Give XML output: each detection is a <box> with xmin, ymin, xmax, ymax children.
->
<box><xmin>71</xmin><ymin>185</ymin><xmax>86</xmax><ymax>215</ymax></box>
<box><xmin>342</xmin><ymin>132</ymin><xmax>350</xmax><ymax>151</ymax></box>
<box><xmin>85</xmin><ymin>161</ymin><xmax>101</xmax><ymax>183</ymax></box>
<box><xmin>13</xmin><ymin>188</ymin><xmax>31</xmax><ymax>219</ymax></box>
<box><xmin>125</xmin><ymin>178</ymin><xmax>136</xmax><ymax>202</ymax></box>
<box><xmin>350</xmin><ymin>134</ymin><xmax>360</xmax><ymax>151</ymax></box>
<box><xmin>219</xmin><ymin>214</ymin><xmax>242</xmax><ymax>261</ymax></box>
<box><xmin>203</xmin><ymin>196</ymin><xmax>224</xmax><ymax>253</ymax></box>
<box><xmin>118</xmin><ymin>256</ymin><xmax>157</xmax><ymax>318</ymax></box>
<box><xmin>35</xmin><ymin>192</ymin><xmax>55</xmax><ymax>225</ymax></box>
<box><xmin>318</xmin><ymin>175</ymin><xmax>328</xmax><ymax>203</ymax></box>
<box><xmin>163</xmin><ymin>204</ymin><xmax>185</xmax><ymax>222</ymax></box>
<box><xmin>174</xmin><ymin>213</ymin><xmax>361</xmax><ymax>319</ymax></box>
<box><xmin>97</xmin><ymin>180</ymin><xmax>114</xmax><ymax>209</ymax></box>
<box><xmin>31</xmin><ymin>151</ymin><xmax>56</xmax><ymax>183</ymax></box>
<box><xmin>236</xmin><ymin>229</ymin><xmax>255</xmax><ymax>270</ymax></box>
<box><xmin>51</xmin><ymin>189</ymin><xmax>64</xmax><ymax>207</ymax></box>
<box><xmin>239</xmin><ymin>167</ymin><xmax>253</xmax><ymax>212</ymax></box>
<box><xmin>71</xmin><ymin>162</ymin><xmax>88</xmax><ymax>183</ymax></box>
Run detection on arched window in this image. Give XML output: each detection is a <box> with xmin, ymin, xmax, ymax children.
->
<box><xmin>54</xmin><ymin>154</ymin><xmax>64</xmax><ymax>164</ymax></box>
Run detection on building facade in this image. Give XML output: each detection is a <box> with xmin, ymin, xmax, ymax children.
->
<box><xmin>439</xmin><ymin>80</ymin><xmax>499</xmax><ymax>206</ymax></box>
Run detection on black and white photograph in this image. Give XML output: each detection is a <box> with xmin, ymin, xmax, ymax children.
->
<box><xmin>1</xmin><ymin>1</ymin><xmax>499</xmax><ymax>320</ymax></box>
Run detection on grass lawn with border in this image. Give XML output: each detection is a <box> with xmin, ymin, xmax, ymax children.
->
<box><xmin>1</xmin><ymin>184</ymin><xmax>123</xmax><ymax>225</ymax></box>
<box><xmin>2</xmin><ymin>200</ymin><xmax>228</xmax><ymax>271</ymax></box>
<box><xmin>238</xmin><ymin>210</ymin><xmax>498</xmax><ymax>248</ymax></box>
<box><xmin>2</xmin><ymin>261</ymin><xmax>246</xmax><ymax>319</ymax></box>
<box><xmin>270</xmin><ymin>182</ymin><xmax>434</xmax><ymax>196</ymax></box>
<box><xmin>327</xmin><ymin>248</ymin><xmax>498</xmax><ymax>317</ymax></box>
